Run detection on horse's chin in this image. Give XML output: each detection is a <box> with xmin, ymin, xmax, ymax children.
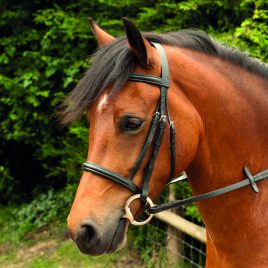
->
<box><xmin>106</xmin><ymin>218</ymin><xmax>129</xmax><ymax>253</ymax></box>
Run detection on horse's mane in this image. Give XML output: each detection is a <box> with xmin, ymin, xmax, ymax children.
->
<box><xmin>60</xmin><ymin>30</ymin><xmax>268</xmax><ymax>124</ymax></box>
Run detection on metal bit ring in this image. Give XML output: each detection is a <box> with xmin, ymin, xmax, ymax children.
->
<box><xmin>123</xmin><ymin>194</ymin><xmax>154</xmax><ymax>226</ymax></box>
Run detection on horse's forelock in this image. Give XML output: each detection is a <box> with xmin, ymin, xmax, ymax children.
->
<box><xmin>59</xmin><ymin>30</ymin><xmax>268</xmax><ymax>125</ymax></box>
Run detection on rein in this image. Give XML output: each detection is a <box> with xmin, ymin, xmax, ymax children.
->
<box><xmin>82</xmin><ymin>42</ymin><xmax>268</xmax><ymax>226</ymax></box>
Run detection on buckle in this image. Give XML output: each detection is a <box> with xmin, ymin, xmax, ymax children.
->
<box><xmin>159</xmin><ymin>115</ymin><xmax>167</xmax><ymax>128</ymax></box>
<box><xmin>244</xmin><ymin>166</ymin><xmax>259</xmax><ymax>193</ymax></box>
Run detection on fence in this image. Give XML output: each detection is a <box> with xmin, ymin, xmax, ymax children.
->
<box><xmin>154</xmin><ymin>211</ymin><xmax>206</xmax><ymax>268</ymax></box>
<box><xmin>131</xmin><ymin>183</ymin><xmax>207</xmax><ymax>268</ymax></box>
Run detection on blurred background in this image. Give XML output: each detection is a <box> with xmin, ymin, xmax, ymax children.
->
<box><xmin>0</xmin><ymin>0</ymin><xmax>267</xmax><ymax>267</ymax></box>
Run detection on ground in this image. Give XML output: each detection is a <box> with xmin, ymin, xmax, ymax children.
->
<box><xmin>0</xmin><ymin>228</ymin><xmax>144</xmax><ymax>268</ymax></box>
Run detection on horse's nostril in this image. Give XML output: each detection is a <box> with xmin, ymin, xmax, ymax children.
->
<box><xmin>77</xmin><ymin>221</ymin><xmax>99</xmax><ymax>248</ymax></box>
<box><xmin>81</xmin><ymin>224</ymin><xmax>94</xmax><ymax>244</ymax></box>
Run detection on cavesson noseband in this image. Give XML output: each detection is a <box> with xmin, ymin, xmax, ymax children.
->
<box><xmin>82</xmin><ymin>42</ymin><xmax>268</xmax><ymax>226</ymax></box>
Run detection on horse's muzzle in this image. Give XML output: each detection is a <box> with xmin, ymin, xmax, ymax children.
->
<box><xmin>68</xmin><ymin>218</ymin><xmax>128</xmax><ymax>255</ymax></box>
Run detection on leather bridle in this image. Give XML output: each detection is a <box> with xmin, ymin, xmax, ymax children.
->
<box><xmin>82</xmin><ymin>42</ymin><xmax>268</xmax><ymax>226</ymax></box>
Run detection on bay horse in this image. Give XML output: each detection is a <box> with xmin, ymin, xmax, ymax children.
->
<box><xmin>62</xmin><ymin>18</ymin><xmax>268</xmax><ymax>267</ymax></box>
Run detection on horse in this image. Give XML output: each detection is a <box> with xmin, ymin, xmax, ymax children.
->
<box><xmin>62</xmin><ymin>18</ymin><xmax>268</xmax><ymax>267</ymax></box>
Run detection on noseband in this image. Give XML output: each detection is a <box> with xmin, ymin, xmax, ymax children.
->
<box><xmin>82</xmin><ymin>42</ymin><xmax>268</xmax><ymax>226</ymax></box>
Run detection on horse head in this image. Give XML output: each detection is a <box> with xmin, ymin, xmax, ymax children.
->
<box><xmin>65</xmin><ymin>18</ymin><xmax>201</xmax><ymax>255</ymax></box>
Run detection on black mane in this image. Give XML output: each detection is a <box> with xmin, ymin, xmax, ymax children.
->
<box><xmin>61</xmin><ymin>30</ymin><xmax>268</xmax><ymax>124</ymax></box>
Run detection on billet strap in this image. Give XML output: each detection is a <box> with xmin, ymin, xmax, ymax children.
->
<box><xmin>82</xmin><ymin>162</ymin><xmax>140</xmax><ymax>194</ymax></box>
<box><xmin>147</xmin><ymin>166</ymin><xmax>268</xmax><ymax>214</ymax></box>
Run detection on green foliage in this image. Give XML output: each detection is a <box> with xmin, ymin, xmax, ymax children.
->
<box><xmin>0</xmin><ymin>2</ymin><xmax>92</xmax><ymax>203</ymax></box>
<box><xmin>0</xmin><ymin>184</ymin><xmax>76</xmax><ymax>244</ymax></box>
<box><xmin>135</xmin><ymin>0</ymin><xmax>247</xmax><ymax>32</ymax></box>
<box><xmin>234</xmin><ymin>0</ymin><xmax>268</xmax><ymax>60</ymax></box>
<box><xmin>131</xmin><ymin>222</ymin><xmax>168</xmax><ymax>268</ymax></box>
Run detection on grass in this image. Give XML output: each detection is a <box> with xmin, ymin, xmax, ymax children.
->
<box><xmin>0</xmin><ymin>205</ymin><xmax>144</xmax><ymax>268</ymax></box>
<box><xmin>0</xmin><ymin>226</ymin><xmax>144</xmax><ymax>268</ymax></box>
<box><xmin>0</xmin><ymin>191</ymin><xmax>204</xmax><ymax>268</ymax></box>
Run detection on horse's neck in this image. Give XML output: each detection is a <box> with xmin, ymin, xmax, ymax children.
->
<box><xmin>171</xmin><ymin>49</ymin><xmax>268</xmax><ymax>262</ymax></box>
<box><xmin>171</xmin><ymin>49</ymin><xmax>268</xmax><ymax>183</ymax></box>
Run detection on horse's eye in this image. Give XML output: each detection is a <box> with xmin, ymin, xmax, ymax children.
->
<box><xmin>120</xmin><ymin>117</ymin><xmax>144</xmax><ymax>131</ymax></box>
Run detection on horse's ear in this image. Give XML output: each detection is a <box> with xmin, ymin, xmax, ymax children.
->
<box><xmin>122</xmin><ymin>17</ymin><xmax>155</xmax><ymax>68</ymax></box>
<box><xmin>88</xmin><ymin>18</ymin><xmax>115</xmax><ymax>47</ymax></box>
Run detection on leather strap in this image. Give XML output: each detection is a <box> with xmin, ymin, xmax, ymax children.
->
<box><xmin>153</xmin><ymin>43</ymin><xmax>169</xmax><ymax>82</ymax></box>
<box><xmin>82</xmin><ymin>162</ymin><xmax>140</xmax><ymax>194</ymax></box>
<box><xmin>147</xmin><ymin>166</ymin><xmax>268</xmax><ymax>214</ymax></box>
<box><xmin>128</xmin><ymin>112</ymin><xmax>160</xmax><ymax>180</ymax></box>
<box><xmin>169</xmin><ymin>122</ymin><xmax>176</xmax><ymax>180</ymax></box>
<box><xmin>129</xmin><ymin>74</ymin><xmax>170</xmax><ymax>87</ymax></box>
<box><xmin>141</xmin><ymin>116</ymin><xmax>167</xmax><ymax>203</ymax></box>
